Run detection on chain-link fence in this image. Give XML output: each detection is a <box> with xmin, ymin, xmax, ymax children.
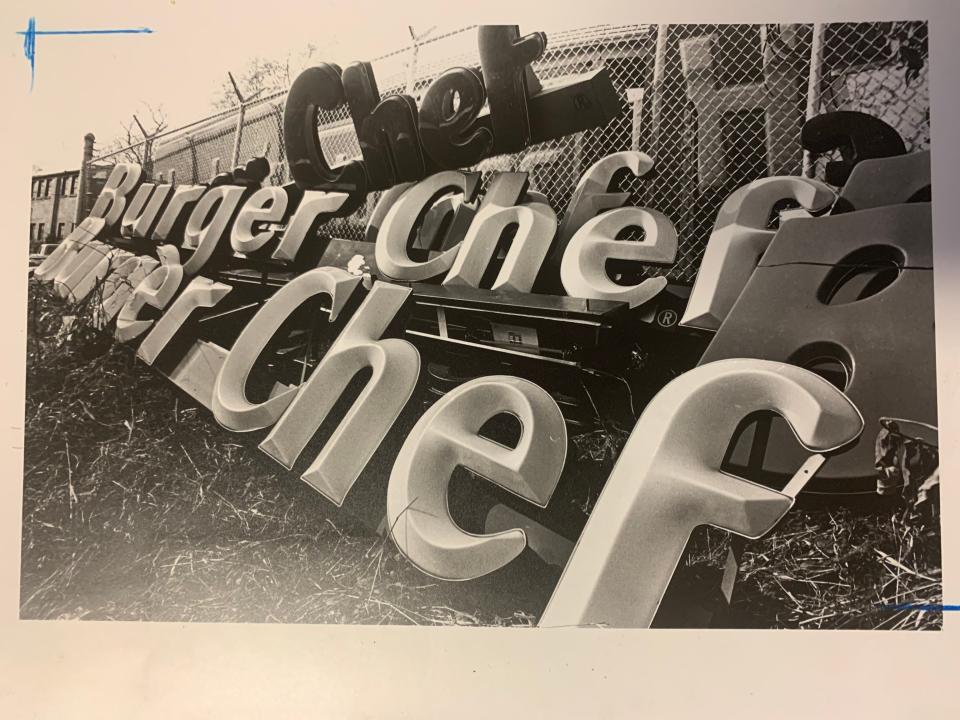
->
<box><xmin>85</xmin><ymin>22</ymin><xmax>930</xmax><ymax>283</ymax></box>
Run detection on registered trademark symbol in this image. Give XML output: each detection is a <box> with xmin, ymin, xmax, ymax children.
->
<box><xmin>657</xmin><ymin>308</ymin><xmax>678</xmax><ymax>327</ymax></box>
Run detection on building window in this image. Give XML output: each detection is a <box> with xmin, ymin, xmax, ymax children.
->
<box><xmin>30</xmin><ymin>223</ymin><xmax>35</xmax><ymax>241</ymax></box>
<box><xmin>57</xmin><ymin>223</ymin><xmax>65</xmax><ymax>239</ymax></box>
<box><xmin>43</xmin><ymin>179</ymin><xmax>50</xmax><ymax>197</ymax></box>
<box><xmin>37</xmin><ymin>223</ymin><xmax>44</xmax><ymax>241</ymax></box>
<box><xmin>70</xmin><ymin>175</ymin><xmax>78</xmax><ymax>195</ymax></box>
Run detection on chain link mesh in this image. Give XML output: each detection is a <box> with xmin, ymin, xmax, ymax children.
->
<box><xmin>809</xmin><ymin>21</ymin><xmax>929</xmax><ymax>180</ymax></box>
<box><xmin>86</xmin><ymin>22</ymin><xmax>929</xmax><ymax>283</ymax></box>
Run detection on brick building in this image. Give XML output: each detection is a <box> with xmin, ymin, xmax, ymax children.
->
<box><xmin>29</xmin><ymin>133</ymin><xmax>104</xmax><ymax>253</ymax></box>
<box><xmin>29</xmin><ymin>169</ymin><xmax>81</xmax><ymax>251</ymax></box>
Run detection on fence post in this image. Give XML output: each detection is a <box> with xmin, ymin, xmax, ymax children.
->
<box><xmin>133</xmin><ymin>115</ymin><xmax>155</xmax><ymax>178</ymax></box>
<box><xmin>649</xmin><ymin>24</ymin><xmax>670</xmax><ymax>163</ymax></box>
<box><xmin>143</xmin><ymin>137</ymin><xmax>154</xmax><ymax>177</ymax></box>
<box><xmin>404</xmin><ymin>25</ymin><xmax>436</xmax><ymax>94</ymax></box>
<box><xmin>271</xmin><ymin>102</ymin><xmax>287</xmax><ymax>183</ymax></box>
<box><xmin>647</xmin><ymin>24</ymin><xmax>672</xmax><ymax>212</ymax></box>
<box><xmin>74</xmin><ymin>132</ymin><xmax>96</xmax><ymax>225</ymax></box>
<box><xmin>803</xmin><ymin>23</ymin><xmax>826</xmax><ymax>177</ymax></box>
<box><xmin>224</xmin><ymin>71</ymin><xmax>250</xmax><ymax>168</ymax></box>
<box><xmin>232</xmin><ymin>105</ymin><xmax>246</xmax><ymax>168</ymax></box>
<box><xmin>187</xmin><ymin>134</ymin><xmax>199</xmax><ymax>184</ymax></box>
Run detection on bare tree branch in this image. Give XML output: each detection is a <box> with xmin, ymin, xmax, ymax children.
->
<box><xmin>210</xmin><ymin>45</ymin><xmax>326</xmax><ymax>111</ymax></box>
<box><xmin>101</xmin><ymin>102</ymin><xmax>168</xmax><ymax>165</ymax></box>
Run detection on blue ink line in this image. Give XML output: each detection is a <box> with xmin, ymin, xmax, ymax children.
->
<box><xmin>880</xmin><ymin>603</ymin><xmax>960</xmax><ymax>612</ymax></box>
<box><xmin>21</xmin><ymin>17</ymin><xmax>35</xmax><ymax>89</ymax></box>
<box><xmin>17</xmin><ymin>17</ymin><xmax>154</xmax><ymax>90</ymax></box>
<box><xmin>20</xmin><ymin>28</ymin><xmax>155</xmax><ymax>35</ymax></box>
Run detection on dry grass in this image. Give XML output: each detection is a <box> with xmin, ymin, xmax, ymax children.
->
<box><xmin>671</xmin><ymin>502</ymin><xmax>943</xmax><ymax>630</ymax></box>
<box><xmin>731</xmin><ymin>504</ymin><xmax>942</xmax><ymax>629</ymax></box>
<box><xmin>21</xmin><ymin>278</ymin><xmax>943</xmax><ymax>628</ymax></box>
<box><xmin>21</xmin><ymin>279</ymin><xmax>543</xmax><ymax>625</ymax></box>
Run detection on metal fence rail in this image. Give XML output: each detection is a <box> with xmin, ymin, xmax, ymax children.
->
<box><xmin>86</xmin><ymin>22</ymin><xmax>930</xmax><ymax>283</ymax></box>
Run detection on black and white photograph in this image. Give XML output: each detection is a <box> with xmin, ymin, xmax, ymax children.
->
<box><xmin>3</xmin><ymin>0</ymin><xmax>960</xmax><ymax>716</ymax></box>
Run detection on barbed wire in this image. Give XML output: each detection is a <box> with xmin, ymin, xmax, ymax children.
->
<box><xmin>87</xmin><ymin>22</ymin><xmax>930</xmax><ymax>282</ymax></box>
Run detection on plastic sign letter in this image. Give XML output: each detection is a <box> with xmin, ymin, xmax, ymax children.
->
<box><xmin>363</xmin><ymin>182</ymin><xmax>415</xmax><ymax>243</ymax></box>
<box><xmin>543</xmin><ymin>151</ymin><xmax>655</xmax><ymax>291</ymax></box>
<box><xmin>58</xmin><ymin>244</ymin><xmax>126</xmax><ymax>304</ymax></box>
<box><xmin>442</xmin><ymin>175</ymin><xmax>558</xmax><ymax>293</ymax></box>
<box><xmin>698</xmin><ymin>202</ymin><xmax>935</xmax><ymax>491</ymax></box>
<box><xmin>231</xmin><ymin>186</ymin><xmax>290</xmax><ymax>255</ymax></box>
<box><xmin>181</xmin><ymin>185</ymin><xmax>248</xmax><ymax>275</ymax></box>
<box><xmin>149</xmin><ymin>185</ymin><xmax>206</xmax><ymax>244</ymax></box>
<box><xmin>88</xmin><ymin>163</ymin><xmax>143</xmax><ymax>228</ymax></box>
<box><xmin>34</xmin><ymin>217</ymin><xmax>107</xmax><ymax>283</ymax></box>
<box><xmin>271</xmin><ymin>191</ymin><xmax>350</xmax><ymax>262</ymax></box>
<box><xmin>539</xmin><ymin>359</ymin><xmax>863</xmax><ymax>629</ymax></box>
<box><xmin>48</xmin><ymin>239</ymin><xmax>109</xmax><ymax>299</ymax></box>
<box><xmin>559</xmin><ymin>206</ymin><xmax>678</xmax><ymax>308</ymax></box>
<box><xmin>138</xmin><ymin>277</ymin><xmax>232</xmax><ymax>365</ymax></box>
<box><xmin>212</xmin><ymin>267</ymin><xmax>362</xmax><ymax>431</ymax></box>
<box><xmin>282</xmin><ymin>63</ymin><xmax>368</xmax><ymax>209</ymax></box>
<box><xmin>387</xmin><ymin>375</ymin><xmax>567</xmax><ymax>580</ymax></box>
<box><xmin>116</xmin><ymin>245</ymin><xmax>184</xmax><ymax>342</ymax></box>
<box><xmin>837</xmin><ymin>151</ymin><xmax>931</xmax><ymax>212</ymax></box>
<box><xmin>88</xmin><ymin>248</ymin><xmax>136</xmax><ymax>303</ymax></box>
<box><xmin>680</xmin><ymin>177</ymin><xmax>835</xmax><ymax>331</ymax></box>
<box><xmin>375</xmin><ymin>171</ymin><xmax>479</xmax><ymax>281</ymax></box>
<box><xmin>94</xmin><ymin>254</ymin><xmax>159</xmax><ymax>329</ymax></box>
<box><xmin>342</xmin><ymin>61</ymin><xmax>426</xmax><ymax>190</ymax></box>
<box><xmin>419</xmin><ymin>67</ymin><xmax>493</xmax><ymax>169</ymax></box>
<box><xmin>478</xmin><ymin>26</ymin><xmax>547</xmax><ymax>153</ymax></box>
<box><xmin>259</xmin><ymin>282</ymin><xmax>420</xmax><ymax>506</ymax></box>
<box><xmin>121</xmin><ymin>183</ymin><xmax>173</xmax><ymax>240</ymax></box>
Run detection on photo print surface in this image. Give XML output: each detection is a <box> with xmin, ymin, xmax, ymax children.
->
<box><xmin>22</xmin><ymin>21</ymin><xmax>940</xmax><ymax>629</ymax></box>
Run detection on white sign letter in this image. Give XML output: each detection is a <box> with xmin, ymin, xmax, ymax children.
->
<box><xmin>116</xmin><ymin>245</ymin><xmax>184</xmax><ymax>342</ymax></box>
<box><xmin>539</xmin><ymin>359</ymin><xmax>863</xmax><ymax>629</ymax></box>
<box><xmin>680</xmin><ymin>176</ymin><xmax>835</xmax><ymax>331</ymax></box>
<box><xmin>88</xmin><ymin>163</ymin><xmax>143</xmax><ymax>227</ymax></box>
<box><xmin>212</xmin><ymin>266</ymin><xmax>362</xmax><ymax>432</ymax></box>
<box><xmin>375</xmin><ymin>171</ymin><xmax>475</xmax><ymax>281</ymax></box>
<box><xmin>560</xmin><ymin>207</ymin><xmax>678</xmax><ymax>308</ymax></box>
<box><xmin>387</xmin><ymin>375</ymin><xmax>567</xmax><ymax>580</ymax></box>
<box><xmin>259</xmin><ymin>282</ymin><xmax>420</xmax><ymax>506</ymax></box>
<box><xmin>138</xmin><ymin>277</ymin><xmax>232</xmax><ymax>365</ymax></box>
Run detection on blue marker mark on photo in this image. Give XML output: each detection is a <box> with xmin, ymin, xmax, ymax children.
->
<box><xmin>880</xmin><ymin>603</ymin><xmax>960</xmax><ymax>612</ymax></box>
<box><xmin>17</xmin><ymin>16</ymin><xmax>154</xmax><ymax>89</ymax></box>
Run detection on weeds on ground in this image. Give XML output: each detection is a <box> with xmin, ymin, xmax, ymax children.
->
<box><xmin>21</xmin><ymin>278</ymin><xmax>944</xmax><ymax>628</ymax></box>
<box><xmin>22</xmin><ymin>279</ymin><xmax>538</xmax><ymax>625</ymax></box>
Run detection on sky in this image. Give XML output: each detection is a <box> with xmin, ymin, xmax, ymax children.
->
<box><xmin>15</xmin><ymin>2</ymin><xmax>458</xmax><ymax>172</ymax></box>
<box><xmin>12</xmin><ymin>1</ymin><xmax>602</xmax><ymax>173</ymax></box>
<box><xmin>13</xmin><ymin>2</ymin><xmax>939</xmax><ymax>174</ymax></box>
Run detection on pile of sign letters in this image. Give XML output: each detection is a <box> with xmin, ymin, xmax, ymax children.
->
<box><xmin>33</xmin><ymin>27</ymin><xmax>935</xmax><ymax>628</ymax></box>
